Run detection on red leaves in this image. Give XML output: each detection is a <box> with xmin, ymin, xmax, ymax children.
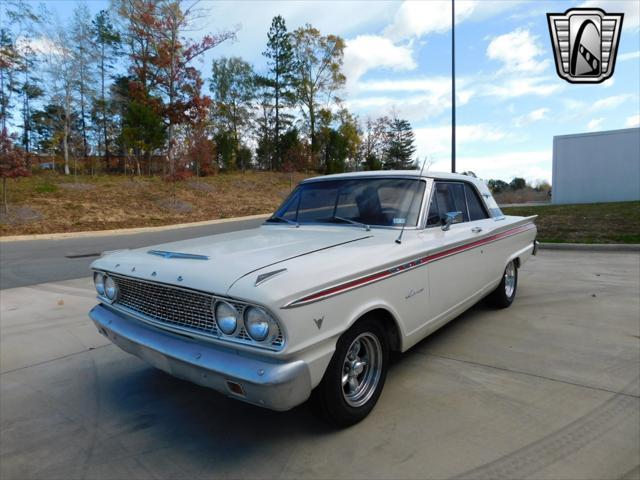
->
<box><xmin>0</xmin><ymin>129</ymin><xmax>30</xmax><ymax>179</ymax></box>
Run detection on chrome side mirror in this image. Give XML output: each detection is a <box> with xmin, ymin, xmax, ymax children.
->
<box><xmin>441</xmin><ymin>211</ymin><xmax>463</xmax><ymax>231</ymax></box>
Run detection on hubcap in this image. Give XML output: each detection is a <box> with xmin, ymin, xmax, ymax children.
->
<box><xmin>341</xmin><ymin>332</ymin><xmax>383</xmax><ymax>407</ymax></box>
<box><xmin>504</xmin><ymin>261</ymin><xmax>516</xmax><ymax>298</ymax></box>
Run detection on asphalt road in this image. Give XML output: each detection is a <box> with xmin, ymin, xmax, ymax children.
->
<box><xmin>0</xmin><ymin>217</ymin><xmax>264</xmax><ymax>289</ymax></box>
<box><xmin>1</xmin><ymin>250</ymin><xmax>639</xmax><ymax>479</ymax></box>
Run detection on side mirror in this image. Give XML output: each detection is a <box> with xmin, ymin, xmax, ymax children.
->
<box><xmin>441</xmin><ymin>211</ymin><xmax>463</xmax><ymax>231</ymax></box>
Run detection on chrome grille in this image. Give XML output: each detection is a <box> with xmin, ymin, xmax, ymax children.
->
<box><xmin>108</xmin><ymin>274</ymin><xmax>284</xmax><ymax>350</ymax></box>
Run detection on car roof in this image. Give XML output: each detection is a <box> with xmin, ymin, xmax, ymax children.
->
<box><xmin>301</xmin><ymin>170</ymin><xmax>483</xmax><ymax>184</ymax></box>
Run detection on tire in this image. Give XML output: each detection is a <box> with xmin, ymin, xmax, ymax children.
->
<box><xmin>487</xmin><ymin>260</ymin><xmax>518</xmax><ymax>308</ymax></box>
<box><xmin>312</xmin><ymin>318</ymin><xmax>389</xmax><ymax>428</ymax></box>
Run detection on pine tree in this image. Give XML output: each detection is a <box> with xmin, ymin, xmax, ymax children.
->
<box><xmin>92</xmin><ymin>9</ymin><xmax>121</xmax><ymax>166</ymax></box>
<box><xmin>261</xmin><ymin>15</ymin><xmax>296</xmax><ymax>170</ymax></box>
<box><xmin>384</xmin><ymin>117</ymin><xmax>416</xmax><ymax>170</ymax></box>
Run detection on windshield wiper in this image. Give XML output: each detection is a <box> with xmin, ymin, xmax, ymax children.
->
<box><xmin>332</xmin><ymin>215</ymin><xmax>370</xmax><ymax>231</ymax></box>
<box><xmin>266</xmin><ymin>215</ymin><xmax>299</xmax><ymax>227</ymax></box>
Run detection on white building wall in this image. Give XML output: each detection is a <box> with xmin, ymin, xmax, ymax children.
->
<box><xmin>552</xmin><ymin>128</ymin><xmax>640</xmax><ymax>204</ymax></box>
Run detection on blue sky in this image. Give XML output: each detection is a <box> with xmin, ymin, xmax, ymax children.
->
<box><xmin>16</xmin><ymin>0</ymin><xmax>640</xmax><ymax>183</ymax></box>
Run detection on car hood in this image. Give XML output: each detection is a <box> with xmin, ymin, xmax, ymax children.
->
<box><xmin>91</xmin><ymin>226</ymin><xmax>372</xmax><ymax>295</ymax></box>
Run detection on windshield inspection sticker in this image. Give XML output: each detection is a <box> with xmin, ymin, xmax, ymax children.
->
<box><xmin>393</xmin><ymin>218</ymin><xmax>406</xmax><ymax>225</ymax></box>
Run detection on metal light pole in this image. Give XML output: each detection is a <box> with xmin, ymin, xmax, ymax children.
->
<box><xmin>451</xmin><ymin>0</ymin><xmax>456</xmax><ymax>173</ymax></box>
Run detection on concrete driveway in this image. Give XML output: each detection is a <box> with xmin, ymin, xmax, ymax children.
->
<box><xmin>1</xmin><ymin>250</ymin><xmax>638</xmax><ymax>479</ymax></box>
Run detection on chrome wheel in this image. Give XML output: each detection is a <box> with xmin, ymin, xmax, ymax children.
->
<box><xmin>504</xmin><ymin>261</ymin><xmax>516</xmax><ymax>298</ymax></box>
<box><xmin>341</xmin><ymin>332</ymin><xmax>383</xmax><ymax>407</ymax></box>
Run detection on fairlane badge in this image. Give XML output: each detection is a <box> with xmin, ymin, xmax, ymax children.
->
<box><xmin>405</xmin><ymin>288</ymin><xmax>425</xmax><ymax>300</ymax></box>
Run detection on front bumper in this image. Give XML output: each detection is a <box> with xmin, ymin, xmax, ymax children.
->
<box><xmin>90</xmin><ymin>304</ymin><xmax>312</xmax><ymax>411</ymax></box>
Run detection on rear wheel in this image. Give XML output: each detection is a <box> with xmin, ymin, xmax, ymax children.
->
<box><xmin>487</xmin><ymin>260</ymin><xmax>518</xmax><ymax>308</ymax></box>
<box><xmin>312</xmin><ymin>318</ymin><xmax>388</xmax><ymax>427</ymax></box>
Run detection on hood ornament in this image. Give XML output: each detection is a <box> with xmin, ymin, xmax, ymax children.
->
<box><xmin>148</xmin><ymin>250</ymin><xmax>210</xmax><ymax>260</ymax></box>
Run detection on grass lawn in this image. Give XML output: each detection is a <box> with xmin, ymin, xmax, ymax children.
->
<box><xmin>1</xmin><ymin>173</ymin><xmax>638</xmax><ymax>244</ymax></box>
<box><xmin>0</xmin><ymin>172</ymin><xmax>307</xmax><ymax>236</ymax></box>
<box><xmin>503</xmin><ymin>201</ymin><xmax>640</xmax><ymax>244</ymax></box>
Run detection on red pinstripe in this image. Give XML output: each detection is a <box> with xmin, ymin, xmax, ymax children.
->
<box><xmin>286</xmin><ymin>223</ymin><xmax>536</xmax><ymax>307</ymax></box>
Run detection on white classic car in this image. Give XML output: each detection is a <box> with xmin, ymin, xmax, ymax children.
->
<box><xmin>89</xmin><ymin>171</ymin><xmax>538</xmax><ymax>426</ymax></box>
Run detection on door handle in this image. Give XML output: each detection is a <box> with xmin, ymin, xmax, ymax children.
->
<box><xmin>471</xmin><ymin>227</ymin><xmax>483</xmax><ymax>233</ymax></box>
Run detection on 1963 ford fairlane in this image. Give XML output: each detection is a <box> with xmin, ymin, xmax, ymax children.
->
<box><xmin>89</xmin><ymin>171</ymin><xmax>538</xmax><ymax>426</ymax></box>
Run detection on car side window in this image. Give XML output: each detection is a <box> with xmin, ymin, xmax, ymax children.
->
<box><xmin>427</xmin><ymin>182</ymin><xmax>469</xmax><ymax>226</ymax></box>
<box><xmin>464</xmin><ymin>184</ymin><xmax>489</xmax><ymax>221</ymax></box>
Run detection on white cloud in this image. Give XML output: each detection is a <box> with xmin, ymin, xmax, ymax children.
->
<box><xmin>602</xmin><ymin>77</ymin><xmax>615</xmax><ymax>88</ymax></box>
<box><xmin>343</xmin><ymin>35</ymin><xmax>416</xmax><ymax>86</ymax></box>
<box><xmin>486</xmin><ymin>28</ymin><xmax>549</xmax><ymax>74</ymax></box>
<box><xmin>483</xmin><ymin>76</ymin><xmax>562</xmax><ymax>99</ymax></box>
<box><xmin>515</xmin><ymin>107</ymin><xmax>550</xmax><ymax>127</ymax></box>
<box><xmin>347</xmin><ymin>76</ymin><xmax>475</xmax><ymax>123</ymax></box>
<box><xmin>450</xmin><ymin>150</ymin><xmax>552</xmax><ymax>183</ymax></box>
<box><xmin>202</xmin><ymin>1</ymin><xmax>396</xmax><ymax>69</ymax></box>
<box><xmin>626</xmin><ymin>115</ymin><xmax>640</xmax><ymax>128</ymax></box>
<box><xmin>356</xmin><ymin>76</ymin><xmax>475</xmax><ymax>102</ymax></box>
<box><xmin>16</xmin><ymin>36</ymin><xmax>63</xmax><ymax>56</ymax></box>
<box><xmin>591</xmin><ymin>94</ymin><xmax>633</xmax><ymax>111</ymax></box>
<box><xmin>587</xmin><ymin>118</ymin><xmax>604</xmax><ymax>131</ymax></box>
<box><xmin>414</xmin><ymin>124</ymin><xmax>507</xmax><ymax>158</ymax></box>
<box><xmin>580</xmin><ymin>1</ymin><xmax>640</xmax><ymax>32</ymax></box>
<box><xmin>383</xmin><ymin>0</ymin><xmax>526</xmax><ymax>41</ymax></box>
<box><xmin>618</xmin><ymin>51</ymin><xmax>640</xmax><ymax>61</ymax></box>
<box><xmin>384</xmin><ymin>0</ymin><xmax>477</xmax><ymax>40</ymax></box>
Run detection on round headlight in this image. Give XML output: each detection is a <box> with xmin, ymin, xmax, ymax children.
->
<box><xmin>244</xmin><ymin>307</ymin><xmax>274</xmax><ymax>342</ymax></box>
<box><xmin>94</xmin><ymin>272</ymin><xmax>105</xmax><ymax>296</ymax></box>
<box><xmin>104</xmin><ymin>276</ymin><xmax>118</xmax><ymax>301</ymax></box>
<box><xmin>215</xmin><ymin>301</ymin><xmax>238</xmax><ymax>335</ymax></box>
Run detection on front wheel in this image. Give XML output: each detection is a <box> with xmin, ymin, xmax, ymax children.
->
<box><xmin>487</xmin><ymin>260</ymin><xmax>518</xmax><ymax>308</ymax></box>
<box><xmin>312</xmin><ymin>319</ymin><xmax>388</xmax><ymax>427</ymax></box>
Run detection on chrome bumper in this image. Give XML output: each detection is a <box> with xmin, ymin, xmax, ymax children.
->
<box><xmin>89</xmin><ymin>304</ymin><xmax>312</xmax><ymax>411</ymax></box>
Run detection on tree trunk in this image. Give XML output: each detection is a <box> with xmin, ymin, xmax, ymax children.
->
<box><xmin>275</xmin><ymin>68</ymin><xmax>280</xmax><ymax>171</ymax></box>
<box><xmin>2</xmin><ymin>177</ymin><xmax>8</xmax><ymax>214</ymax></box>
<box><xmin>101</xmin><ymin>43</ymin><xmax>110</xmax><ymax>169</ymax></box>
<box><xmin>63</xmin><ymin>124</ymin><xmax>70</xmax><ymax>175</ymax></box>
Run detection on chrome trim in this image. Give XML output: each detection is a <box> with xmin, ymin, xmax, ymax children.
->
<box><xmin>148</xmin><ymin>250</ymin><xmax>210</xmax><ymax>260</ymax></box>
<box><xmin>504</xmin><ymin>261</ymin><xmax>516</xmax><ymax>298</ymax></box>
<box><xmin>92</xmin><ymin>272</ymin><xmax>286</xmax><ymax>352</ymax></box>
<box><xmin>255</xmin><ymin>268</ymin><xmax>288</xmax><ymax>287</ymax></box>
<box><xmin>342</xmin><ymin>332</ymin><xmax>383</xmax><ymax>408</ymax></box>
<box><xmin>90</xmin><ymin>304</ymin><xmax>311</xmax><ymax>411</ymax></box>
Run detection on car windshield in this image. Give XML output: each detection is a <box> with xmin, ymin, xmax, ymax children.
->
<box><xmin>270</xmin><ymin>177</ymin><xmax>426</xmax><ymax>228</ymax></box>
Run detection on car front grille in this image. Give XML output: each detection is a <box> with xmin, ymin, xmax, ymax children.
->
<box><xmin>108</xmin><ymin>274</ymin><xmax>284</xmax><ymax>350</ymax></box>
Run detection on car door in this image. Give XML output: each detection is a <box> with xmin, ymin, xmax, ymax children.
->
<box><xmin>423</xmin><ymin>181</ymin><xmax>492</xmax><ymax>321</ymax></box>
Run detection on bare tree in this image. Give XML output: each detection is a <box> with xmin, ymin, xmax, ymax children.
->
<box><xmin>292</xmin><ymin>25</ymin><xmax>345</xmax><ymax>157</ymax></box>
<box><xmin>71</xmin><ymin>3</ymin><xmax>97</xmax><ymax>164</ymax></box>
<box><xmin>46</xmin><ymin>26</ymin><xmax>78</xmax><ymax>175</ymax></box>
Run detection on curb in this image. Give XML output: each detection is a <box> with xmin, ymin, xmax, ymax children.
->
<box><xmin>539</xmin><ymin>242</ymin><xmax>640</xmax><ymax>252</ymax></box>
<box><xmin>0</xmin><ymin>214</ymin><xmax>270</xmax><ymax>243</ymax></box>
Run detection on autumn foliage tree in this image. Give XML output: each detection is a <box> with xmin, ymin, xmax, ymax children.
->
<box><xmin>0</xmin><ymin>128</ymin><xmax>30</xmax><ymax>213</ymax></box>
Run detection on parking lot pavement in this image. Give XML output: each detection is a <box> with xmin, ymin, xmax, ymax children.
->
<box><xmin>1</xmin><ymin>250</ymin><xmax>638</xmax><ymax>480</ymax></box>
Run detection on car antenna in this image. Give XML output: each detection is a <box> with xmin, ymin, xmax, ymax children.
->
<box><xmin>395</xmin><ymin>156</ymin><xmax>429</xmax><ymax>245</ymax></box>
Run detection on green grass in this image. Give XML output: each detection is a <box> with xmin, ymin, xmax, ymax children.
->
<box><xmin>503</xmin><ymin>201</ymin><xmax>640</xmax><ymax>244</ymax></box>
<box><xmin>34</xmin><ymin>182</ymin><xmax>58</xmax><ymax>194</ymax></box>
